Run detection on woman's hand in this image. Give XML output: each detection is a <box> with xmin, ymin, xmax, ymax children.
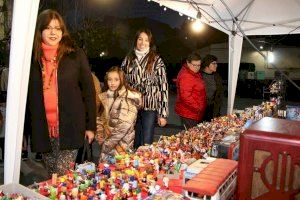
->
<box><xmin>85</xmin><ymin>130</ymin><xmax>95</xmax><ymax>144</ymax></box>
<box><xmin>158</xmin><ymin>117</ymin><xmax>167</xmax><ymax>127</ymax></box>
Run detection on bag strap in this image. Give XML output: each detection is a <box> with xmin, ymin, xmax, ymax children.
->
<box><xmin>81</xmin><ymin>138</ymin><xmax>92</xmax><ymax>162</ymax></box>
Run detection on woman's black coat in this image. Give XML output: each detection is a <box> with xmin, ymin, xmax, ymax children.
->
<box><xmin>25</xmin><ymin>49</ymin><xmax>96</xmax><ymax>153</ymax></box>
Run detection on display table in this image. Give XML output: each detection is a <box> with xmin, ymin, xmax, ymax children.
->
<box><xmin>0</xmin><ymin>183</ymin><xmax>48</xmax><ymax>199</ymax></box>
<box><xmin>31</xmin><ymin>101</ymin><xmax>279</xmax><ymax>199</ymax></box>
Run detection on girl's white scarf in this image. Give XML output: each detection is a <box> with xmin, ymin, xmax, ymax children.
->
<box><xmin>134</xmin><ymin>47</ymin><xmax>150</xmax><ymax>61</ymax></box>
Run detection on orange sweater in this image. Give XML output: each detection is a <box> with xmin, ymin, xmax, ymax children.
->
<box><xmin>41</xmin><ymin>43</ymin><xmax>59</xmax><ymax>138</ymax></box>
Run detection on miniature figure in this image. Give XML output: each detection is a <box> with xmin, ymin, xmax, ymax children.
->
<box><xmin>162</xmin><ymin>176</ymin><xmax>169</xmax><ymax>189</ymax></box>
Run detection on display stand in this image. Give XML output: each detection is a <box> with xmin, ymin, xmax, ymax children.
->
<box><xmin>238</xmin><ymin>117</ymin><xmax>300</xmax><ymax>199</ymax></box>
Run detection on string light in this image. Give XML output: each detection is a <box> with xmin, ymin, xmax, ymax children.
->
<box><xmin>100</xmin><ymin>52</ymin><xmax>105</xmax><ymax>57</ymax></box>
<box><xmin>164</xmin><ymin>7</ymin><xmax>167</xmax><ymax>11</ymax></box>
<box><xmin>179</xmin><ymin>12</ymin><xmax>183</xmax><ymax>16</ymax></box>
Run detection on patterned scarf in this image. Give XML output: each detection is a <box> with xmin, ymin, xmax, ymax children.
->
<box><xmin>41</xmin><ymin>42</ymin><xmax>59</xmax><ymax>138</ymax></box>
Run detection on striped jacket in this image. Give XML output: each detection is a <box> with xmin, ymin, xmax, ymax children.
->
<box><xmin>121</xmin><ymin>54</ymin><xmax>169</xmax><ymax>118</ymax></box>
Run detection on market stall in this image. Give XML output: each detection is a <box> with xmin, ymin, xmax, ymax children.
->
<box><xmin>3</xmin><ymin>0</ymin><xmax>300</xmax><ymax>199</ymax></box>
<box><xmin>6</xmin><ymin>101</ymin><xmax>278</xmax><ymax>199</ymax></box>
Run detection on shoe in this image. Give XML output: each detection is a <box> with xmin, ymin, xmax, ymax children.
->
<box><xmin>22</xmin><ymin>150</ymin><xmax>28</xmax><ymax>161</ymax></box>
<box><xmin>34</xmin><ymin>152</ymin><xmax>42</xmax><ymax>162</ymax></box>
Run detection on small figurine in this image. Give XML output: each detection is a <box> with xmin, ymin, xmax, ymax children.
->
<box><xmin>133</xmin><ymin>156</ymin><xmax>139</xmax><ymax>168</ymax></box>
<box><xmin>52</xmin><ymin>173</ymin><xmax>58</xmax><ymax>185</ymax></box>
<box><xmin>100</xmin><ymin>193</ymin><xmax>107</xmax><ymax>200</ymax></box>
<box><xmin>162</xmin><ymin>175</ymin><xmax>169</xmax><ymax>189</ymax></box>
<box><xmin>59</xmin><ymin>193</ymin><xmax>66</xmax><ymax>200</ymax></box>
<box><xmin>71</xmin><ymin>187</ymin><xmax>79</xmax><ymax>199</ymax></box>
<box><xmin>102</xmin><ymin>164</ymin><xmax>111</xmax><ymax>178</ymax></box>
<box><xmin>148</xmin><ymin>185</ymin><xmax>156</xmax><ymax>195</ymax></box>
<box><xmin>131</xmin><ymin>179</ymin><xmax>138</xmax><ymax>189</ymax></box>
<box><xmin>124</xmin><ymin>155</ymin><xmax>130</xmax><ymax>167</ymax></box>
<box><xmin>154</xmin><ymin>159</ymin><xmax>160</xmax><ymax>174</ymax></box>
<box><xmin>136</xmin><ymin>188</ymin><xmax>142</xmax><ymax>200</ymax></box>
<box><xmin>50</xmin><ymin>186</ymin><xmax>57</xmax><ymax>200</ymax></box>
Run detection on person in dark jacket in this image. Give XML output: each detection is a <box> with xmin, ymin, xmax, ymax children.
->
<box><xmin>175</xmin><ymin>52</ymin><xmax>206</xmax><ymax>129</ymax></box>
<box><xmin>25</xmin><ymin>9</ymin><xmax>96</xmax><ymax>176</ymax></box>
<box><xmin>201</xmin><ymin>54</ymin><xmax>224</xmax><ymax>121</ymax></box>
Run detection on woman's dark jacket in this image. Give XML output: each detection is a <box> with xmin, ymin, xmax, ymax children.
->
<box><xmin>202</xmin><ymin>72</ymin><xmax>224</xmax><ymax>118</ymax></box>
<box><xmin>212</xmin><ymin>73</ymin><xmax>223</xmax><ymax>117</ymax></box>
<box><xmin>25</xmin><ymin>49</ymin><xmax>96</xmax><ymax>153</ymax></box>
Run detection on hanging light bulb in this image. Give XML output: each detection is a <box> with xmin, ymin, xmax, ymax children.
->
<box><xmin>192</xmin><ymin>11</ymin><xmax>204</xmax><ymax>32</ymax></box>
<box><xmin>196</xmin><ymin>11</ymin><xmax>202</xmax><ymax>19</ymax></box>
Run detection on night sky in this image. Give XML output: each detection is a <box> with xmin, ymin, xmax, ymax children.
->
<box><xmin>83</xmin><ymin>0</ymin><xmax>300</xmax><ymax>47</ymax></box>
<box><xmin>87</xmin><ymin>0</ymin><xmax>185</xmax><ymax>28</ymax></box>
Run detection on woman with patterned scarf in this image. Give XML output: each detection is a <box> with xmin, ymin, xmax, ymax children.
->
<box><xmin>25</xmin><ymin>9</ymin><xmax>96</xmax><ymax>176</ymax></box>
<box><xmin>121</xmin><ymin>28</ymin><xmax>169</xmax><ymax>149</ymax></box>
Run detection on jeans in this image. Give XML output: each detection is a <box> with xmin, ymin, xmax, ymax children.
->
<box><xmin>134</xmin><ymin>110</ymin><xmax>157</xmax><ymax>149</ymax></box>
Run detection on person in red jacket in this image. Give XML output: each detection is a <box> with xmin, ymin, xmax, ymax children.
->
<box><xmin>175</xmin><ymin>51</ymin><xmax>206</xmax><ymax>129</ymax></box>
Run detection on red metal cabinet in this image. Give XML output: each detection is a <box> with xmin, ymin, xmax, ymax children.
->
<box><xmin>237</xmin><ymin>117</ymin><xmax>300</xmax><ymax>200</ymax></box>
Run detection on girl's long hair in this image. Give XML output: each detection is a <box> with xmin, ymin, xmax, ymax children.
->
<box><xmin>126</xmin><ymin>28</ymin><xmax>157</xmax><ymax>73</ymax></box>
<box><xmin>104</xmin><ymin>66</ymin><xmax>138</xmax><ymax>109</ymax></box>
<box><xmin>33</xmin><ymin>9</ymin><xmax>75</xmax><ymax>63</ymax></box>
<box><xmin>103</xmin><ymin>66</ymin><xmax>129</xmax><ymax>93</ymax></box>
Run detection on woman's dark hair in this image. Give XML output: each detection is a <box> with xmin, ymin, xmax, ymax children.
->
<box><xmin>201</xmin><ymin>54</ymin><xmax>218</xmax><ymax>70</ymax></box>
<box><xmin>127</xmin><ymin>28</ymin><xmax>157</xmax><ymax>73</ymax></box>
<box><xmin>186</xmin><ymin>51</ymin><xmax>201</xmax><ymax>63</ymax></box>
<box><xmin>33</xmin><ymin>9</ymin><xmax>75</xmax><ymax>62</ymax></box>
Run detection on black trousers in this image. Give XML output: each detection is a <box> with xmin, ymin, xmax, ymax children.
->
<box><xmin>180</xmin><ymin>116</ymin><xmax>199</xmax><ymax>130</ymax></box>
<box><xmin>76</xmin><ymin>142</ymin><xmax>93</xmax><ymax>164</ymax></box>
<box><xmin>203</xmin><ymin>104</ymin><xmax>214</xmax><ymax>122</ymax></box>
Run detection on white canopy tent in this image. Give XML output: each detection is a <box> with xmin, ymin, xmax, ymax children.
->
<box><xmin>152</xmin><ymin>0</ymin><xmax>300</xmax><ymax>114</ymax></box>
<box><xmin>3</xmin><ymin>0</ymin><xmax>300</xmax><ymax>184</ymax></box>
<box><xmin>4</xmin><ymin>0</ymin><xmax>40</xmax><ymax>183</ymax></box>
